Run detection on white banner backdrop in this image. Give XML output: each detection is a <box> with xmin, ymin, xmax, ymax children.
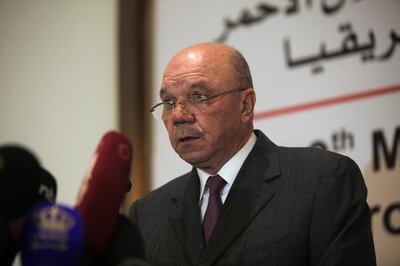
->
<box><xmin>151</xmin><ymin>1</ymin><xmax>400</xmax><ymax>265</ymax></box>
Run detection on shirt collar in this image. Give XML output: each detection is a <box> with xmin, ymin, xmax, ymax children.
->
<box><xmin>197</xmin><ymin>132</ymin><xmax>257</xmax><ymax>199</ymax></box>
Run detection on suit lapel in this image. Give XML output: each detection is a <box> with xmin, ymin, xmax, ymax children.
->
<box><xmin>168</xmin><ymin>170</ymin><xmax>204</xmax><ymax>264</ymax></box>
<box><xmin>201</xmin><ymin>131</ymin><xmax>281</xmax><ymax>264</ymax></box>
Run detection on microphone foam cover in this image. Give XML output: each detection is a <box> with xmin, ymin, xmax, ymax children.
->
<box><xmin>20</xmin><ymin>203</ymin><xmax>84</xmax><ymax>266</ymax></box>
<box><xmin>0</xmin><ymin>145</ymin><xmax>42</xmax><ymax>218</ymax></box>
<box><xmin>75</xmin><ymin>131</ymin><xmax>133</xmax><ymax>255</ymax></box>
<box><xmin>0</xmin><ymin>145</ymin><xmax>58</xmax><ymax>220</ymax></box>
<box><xmin>36</xmin><ymin>167</ymin><xmax>57</xmax><ymax>204</ymax></box>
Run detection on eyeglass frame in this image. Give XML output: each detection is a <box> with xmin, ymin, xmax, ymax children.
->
<box><xmin>149</xmin><ymin>87</ymin><xmax>248</xmax><ymax>120</ymax></box>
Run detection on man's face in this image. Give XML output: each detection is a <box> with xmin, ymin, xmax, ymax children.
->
<box><xmin>160</xmin><ymin>45</ymin><xmax>249</xmax><ymax>174</ymax></box>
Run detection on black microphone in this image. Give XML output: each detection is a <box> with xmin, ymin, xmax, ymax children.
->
<box><xmin>36</xmin><ymin>167</ymin><xmax>57</xmax><ymax>204</ymax></box>
<box><xmin>0</xmin><ymin>213</ymin><xmax>13</xmax><ymax>266</ymax></box>
<box><xmin>0</xmin><ymin>145</ymin><xmax>42</xmax><ymax>219</ymax></box>
<box><xmin>0</xmin><ymin>145</ymin><xmax>57</xmax><ymax>217</ymax></box>
<box><xmin>0</xmin><ymin>145</ymin><xmax>58</xmax><ymax>265</ymax></box>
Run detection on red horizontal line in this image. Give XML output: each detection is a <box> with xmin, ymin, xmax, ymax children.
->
<box><xmin>254</xmin><ymin>84</ymin><xmax>400</xmax><ymax>120</ymax></box>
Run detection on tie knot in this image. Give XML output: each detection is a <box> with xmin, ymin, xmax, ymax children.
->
<box><xmin>207</xmin><ymin>175</ymin><xmax>226</xmax><ymax>196</ymax></box>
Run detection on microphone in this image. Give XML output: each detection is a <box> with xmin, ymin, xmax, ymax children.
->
<box><xmin>0</xmin><ymin>213</ymin><xmax>13</xmax><ymax>265</ymax></box>
<box><xmin>20</xmin><ymin>202</ymin><xmax>84</xmax><ymax>266</ymax></box>
<box><xmin>0</xmin><ymin>145</ymin><xmax>42</xmax><ymax>219</ymax></box>
<box><xmin>75</xmin><ymin>131</ymin><xmax>133</xmax><ymax>255</ymax></box>
<box><xmin>0</xmin><ymin>145</ymin><xmax>58</xmax><ymax>265</ymax></box>
<box><xmin>0</xmin><ymin>145</ymin><xmax>57</xmax><ymax>219</ymax></box>
<box><xmin>36</xmin><ymin>167</ymin><xmax>57</xmax><ymax>204</ymax></box>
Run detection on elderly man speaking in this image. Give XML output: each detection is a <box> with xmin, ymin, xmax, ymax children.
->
<box><xmin>129</xmin><ymin>43</ymin><xmax>376</xmax><ymax>266</ymax></box>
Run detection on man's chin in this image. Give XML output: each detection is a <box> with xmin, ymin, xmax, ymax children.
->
<box><xmin>178</xmin><ymin>152</ymin><xmax>207</xmax><ymax>167</ymax></box>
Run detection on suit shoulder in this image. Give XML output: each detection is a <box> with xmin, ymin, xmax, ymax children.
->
<box><xmin>278</xmin><ymin>145</ymin><xmax>355</xmax><ymax>162</ymax></box>
<box><xmin>277</xmin><ymin>146</ymin><xmax>359</xmax><ymax>174</ymax></box>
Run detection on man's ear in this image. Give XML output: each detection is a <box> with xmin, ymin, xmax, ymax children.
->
<box><xmin>240</xmin><ymin>88</ymin><xmax>256</xmax><ymax>123</ymax></box>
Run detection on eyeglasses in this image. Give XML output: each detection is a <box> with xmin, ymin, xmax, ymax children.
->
<box><xmin>150</xmin><ymin>87</ymin><xmax>246</xmax><ymax>121</ymax></box>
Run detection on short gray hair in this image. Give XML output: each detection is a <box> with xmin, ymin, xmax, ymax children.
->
<box><xmin>230</xmin><ymin>49</ymin><xmax>253</xmax><ymax>89</ymax></box>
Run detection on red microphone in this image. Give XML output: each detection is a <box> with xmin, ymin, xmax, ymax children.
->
<box><xmin>75</xmin><ymin>131</ymin><xmax>133</xmax><ymax>255</ymax></box>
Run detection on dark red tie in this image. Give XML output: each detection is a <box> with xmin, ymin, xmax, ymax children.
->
<box><xmin>202</xmin><ymin>175</ymin><xmax>226</xmax><ymax>243</ymax></box>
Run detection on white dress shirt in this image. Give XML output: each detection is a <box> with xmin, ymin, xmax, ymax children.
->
<box><xmin>198</xmin><ymin>132</ymin><xmax>257</xmax><ymax>220</ymax></box>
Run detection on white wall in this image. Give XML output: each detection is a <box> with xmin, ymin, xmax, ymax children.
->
<box><xmin>0</xmin><ymin>0</ymin><xmax>118</xmax><ymax>206</ymax></box>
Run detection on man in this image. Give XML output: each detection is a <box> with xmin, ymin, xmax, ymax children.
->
<box><xmin>129</xmin><ymin>43</ymin><xmax>376</xmax><ymax>265</ymax></box>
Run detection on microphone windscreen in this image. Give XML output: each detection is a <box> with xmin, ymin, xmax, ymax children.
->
<box><xmin>0</xmin><ymin>213</ymin><xmax>13</xmax><ymax>265</ymax></box>
<box><xmin>20</xmin><ymin>203</ymin><xmax>84</xmax><ymax>266</ymax></box>
<box><xmin>75</xmin><ymin>131</ymin><xmax>133</xmax><ymax>255</ymax></box>
<box><xmin>0</xmin><ymin>146</ymin><xmax>42</xmax><ymax>219</ymax></box>
<box><xmin>37</xmin><ymin>167</ymin><xmax>57</xmax><ymax>204</ymax></box>
<box><xmin>0</xmin><ymin>145</ymin><xmax>58</xmax><ymax>220</ymax></box>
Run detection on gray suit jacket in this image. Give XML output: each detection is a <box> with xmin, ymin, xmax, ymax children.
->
<box><xmin>129</xmin><ymin>130</ymin><xmax>375</xmax><ymax>265</ymax></box>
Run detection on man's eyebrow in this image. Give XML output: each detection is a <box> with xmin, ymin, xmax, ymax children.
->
<box><xmin>158</xmin><ymin>81</ymin><xmax>209</xmax><ymax>97</ymax></box>
<box><xmin>159</xmin><ymin>88</ymin><xmax>168</xmax><ymax>98</ymax></box>
<box><xmin>188</xmin><ymin>81</ymin><xmax>208</xmax><ymax>89</ymax></box>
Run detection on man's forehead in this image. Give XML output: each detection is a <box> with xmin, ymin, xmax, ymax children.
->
<box><xmin>166</xmin><ymin>49</ymin><xmax>204</xmax><ymax>72</ymax></box>
<box><xmin>160</xmin><ymin>80</ymin><xmax>210</xmax><ymax>94</ymax></box>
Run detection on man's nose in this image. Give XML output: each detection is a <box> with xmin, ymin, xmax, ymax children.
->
<box><xmin>171</xmin><ymin>101</ymin><xmax>194</xmax><ymax>124</ymax></box>
<box><xmin>173</xmin><ymin>101</ymin><xmax>185</xmax><ymax>111</ymax></box>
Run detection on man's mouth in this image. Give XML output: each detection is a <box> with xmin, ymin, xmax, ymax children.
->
<box><xmin>178</xmin><ymin>136</ymin><xmax>200</xmax><ymax>143</ymax></box>
<box><xmin>174</xmin><ymin>127</ymin><xmax>202</xmax><ymax>144</ymax></box>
